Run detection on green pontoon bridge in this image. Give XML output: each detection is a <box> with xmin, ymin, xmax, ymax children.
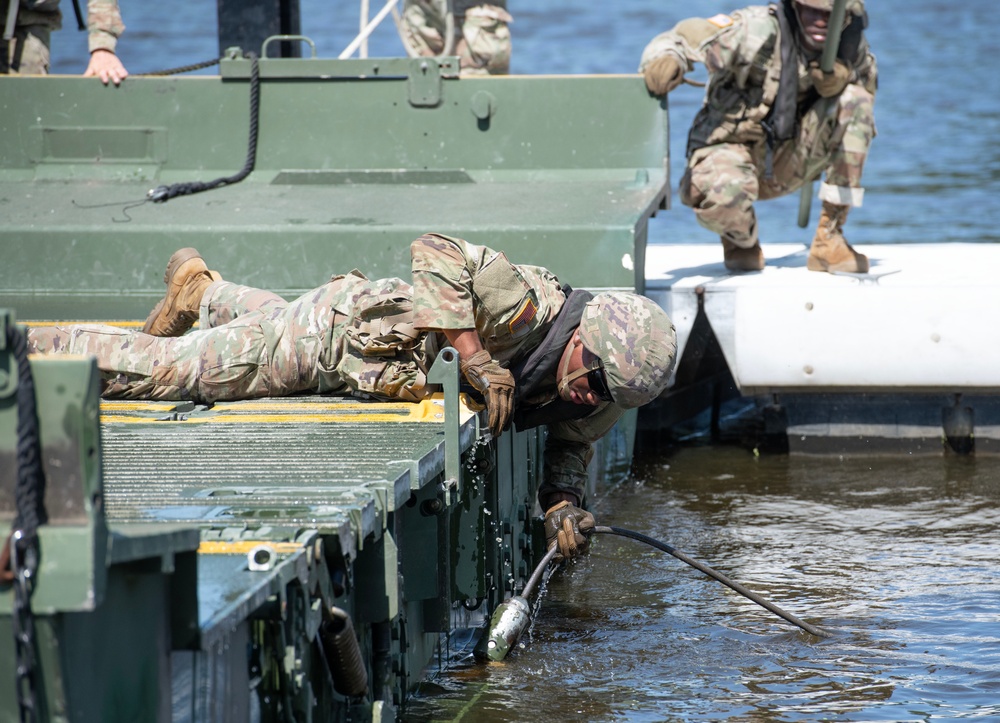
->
<box><xmin>0</xmin><ymin>39</ymin><xmax>669</xmax><ymax>721</ymax></box>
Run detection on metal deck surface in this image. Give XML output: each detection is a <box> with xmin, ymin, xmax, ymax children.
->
<box><xmin>98</xmin><ymin>395</ymin><xmax>476</xmax><ymax>643</ymax></box>
<box><xmin>101</xmin><ymin>396</ymin><xmax>475</xmax><ymax>539</ymax></box>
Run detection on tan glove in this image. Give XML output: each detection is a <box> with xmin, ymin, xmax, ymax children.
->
<box><xmin>460</xmin><ymin>349</ymin><xmax>515</xmax><ymax>438</ymax></box>
<box><xmin>808</xmin><ymin>60</ymin><xmax>851</xmax><ymax>98</ymax></box>
<box><xmin>643</xmin><ymin>54</ymin><xmax>686</xmax><ymax>96</ymax></box>
<box><xmin>544</xmin><ymin>501</ymin><xmax>596</xmax><ymax>561</ymax></box>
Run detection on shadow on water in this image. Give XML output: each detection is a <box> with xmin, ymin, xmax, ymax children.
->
<box><xmin>406</xmin><ymin>445</ymin><xmax>1000</xmax><ymax>721</ymax></box>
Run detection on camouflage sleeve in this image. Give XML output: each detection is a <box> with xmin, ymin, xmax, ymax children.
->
<box><xmin>410</xmin><ymin>233</ymin><xmax>489</xmax><ymax>330</ymax></box>
<box><xmin>853</xmin><ymin>37</ymin><xmax>878</xmax><ymax>95</ymax></box>
<box><xmin>639</xmin><ymin>14</ymin><xmax>748</xmax><ymax>75</ymax></box>
<box><xmin>87</xmin><ymin>0</ymin><xmax>125</xmax><ymax>54</ymax></box>
<box><xmin>537</xmin><ymin>403</ymin><xmax>624</xmax><ymax>504</ymax></box>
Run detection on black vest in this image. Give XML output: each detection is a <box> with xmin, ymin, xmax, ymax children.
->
<box><xmin>509</xmin><ymin>288</ymin><xmax>596</xmax><ymax>432</ymax></box>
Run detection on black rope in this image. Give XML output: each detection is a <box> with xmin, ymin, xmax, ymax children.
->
<box><xmin>9</xmin><ymin>324</ymin><xmax>46</xmax><ymax>535</ymax></box>
<box><xmin>6</xmin><ymin>322</ymin><xmax>46</xmax><ymax>723</ymax></box>
<box><xmin>137</xmin><ymin>57</ymin><xmax>221</xmax><ymax>77</ymax></box>
<box><xmin>146</xmin><ymin>52</ymin><xmax>260</xmax><ymax>203</ymax></box>
<box><xmin>594</xmin><ymin>526</ymin><xmax>830</xmax><ymax>637</ymax></box>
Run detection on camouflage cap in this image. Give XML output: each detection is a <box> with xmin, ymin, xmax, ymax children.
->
<box><xmin>789</xmin><ymin>0</ymin><xmax>865</xmax><ymax>14</ymax></box>
<box><xmin>578</xmin><ymin>292</ymin><xmax>677</xmax><ymax>409</ymax></box>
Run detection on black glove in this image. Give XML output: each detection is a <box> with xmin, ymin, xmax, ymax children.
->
<box><xmin>544</xmin><ymin>500</ymin><xmax>596</xmax><ymax>560</ymax></box>
<box><xmin>808</xmin><ymin>60</ymin><xmax>851</xmax><ymax>98</ymax></box>
<box><xmin>643</xmin><ymin>54</ymin><xmax>686</xmax><ymax>96</ymax></box>
<box><xmin>460</xmin><ymin>349</ymin><xmax>515</xmax><ymax>438</ymax></box>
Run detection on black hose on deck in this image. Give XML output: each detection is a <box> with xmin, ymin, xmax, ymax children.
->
<box><xmin>594</xmin><ymin>526</ymin><xmax>830</xmax><ymax>638</ymax></box>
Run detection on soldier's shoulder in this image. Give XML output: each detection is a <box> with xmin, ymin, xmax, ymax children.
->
<box><xmin>731</xmin><ymin>5</ymin><xmax>779</xmax><ymax>27</ymax></box>
<box><xmin>724</xmin><ymin>6</ymin><xmax>780</xmax><ymax>47</ymax></box>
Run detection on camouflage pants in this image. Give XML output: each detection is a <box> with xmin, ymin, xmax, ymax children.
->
<box><xmin>26</xmin><ymin>279</ymin><xmax>351</xmax><ymax>403</ymax></box>
<box><xmin>1</xmin><ymin>23</ymin><xmax>52</xmax><ymax>74</ymax></box>
<box><xmin>680</xmin><ymin>84</ymin><xmax>876</xmax><ymax>248</ymax></box>
<box><xmin>399</xmin><ymin>1</ymin><xmax>511</xmax><ymax>76</ymax></box>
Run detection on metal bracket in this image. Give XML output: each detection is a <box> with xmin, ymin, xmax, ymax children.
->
<box><xmin>427</xmin><ymin>347</ymin><xmax>462</xmax><ymax>504</ymax></box>
<box><xmin>408</xmin><ymin>58</ymin><xmax>444</xmax><ymax>108</ymax></box>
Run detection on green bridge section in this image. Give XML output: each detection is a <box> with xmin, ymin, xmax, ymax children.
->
<box><xmin>0</xmin><ymin>58</ymin><xmax>668</xmax><ymax>721</ymax></box>
<box><xmin>0</xmin><ymin>55</ymin><xmax>668</xmax><ymax>321</ymax></box>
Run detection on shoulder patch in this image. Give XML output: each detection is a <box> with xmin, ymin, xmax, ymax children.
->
<box><xmin>707</xmin><ymin>14</ymin><xmax>734</xmax><ymax>28</ymax></box>
<box><xmin>508</xmin><ymin>297</ymin><xmax>538</xmax><ymax>338</ymax></box>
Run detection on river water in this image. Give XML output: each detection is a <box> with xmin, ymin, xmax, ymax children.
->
<box><xmin>48</xmin><ymin>1</ymin><xmax>1000</xmax><ymax>720</ymax></box>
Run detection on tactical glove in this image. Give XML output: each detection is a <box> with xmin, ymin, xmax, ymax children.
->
<box><xmin>643</xmin><ymin>54</ymin><xmax>686</xmax><ymax>96</ymax></box>
<box><xmin>808</xmin><ymin>60</ymin><xmax>851</xmax><ymax>98</ymax></box>
<box><xmin>544</xmin><ymin>500</ymin><xmax>596</xmax><ymax>561</ymax></box>
<box><xmin>460</xmin><ymin>349</ymin><xmax>515</xmax><ymax>438</ymax></box>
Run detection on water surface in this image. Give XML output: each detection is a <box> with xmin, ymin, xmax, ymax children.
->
<box><xmin>407</xmin><ymin>446</ymin><xmax>1000</xmax><ymax>720</ymax></box>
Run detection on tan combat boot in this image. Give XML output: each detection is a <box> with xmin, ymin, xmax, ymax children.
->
<box><xmin>142</xmin><ymin>248</ymin><xmax>222</xmax><ymax>336</ymax></box>
<box><xmin>807</xmin><ymin>201</ymin><xmax>869</xmax><ymax>273</ymax></box>
<box><xmin>722</xmin><ymin>238</ymin><xmax>765</xmax><ymax>272</ymax></box>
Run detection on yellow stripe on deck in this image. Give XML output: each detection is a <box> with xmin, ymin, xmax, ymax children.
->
<box><xmin>198</xmin><ymin>540</ymin><xmax>303</xmax><ymax>555</ymax></box>
<box><xmin>101</xmin><ymin>394</ymin><xmax>479</xmax><ymax>424</ymax></box>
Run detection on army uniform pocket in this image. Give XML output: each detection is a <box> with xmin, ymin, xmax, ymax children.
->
<box><xmin>472</xmin><ymin>253</ymin><xmax>540</xmax><ymax>348</ymax></box>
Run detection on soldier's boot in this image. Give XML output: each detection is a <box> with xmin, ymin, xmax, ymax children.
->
<box><xmin>142</xmin><ymin>248</ymin><xmax>222</xmax><ymax>336</ymax></box>
<box><xmin>722</xmin><ymin>238</ymin><xmax>765</xmax><ymax>272</ymax></box>
<box><xmin>807</xmin><ymin>201</ymin><xmax>869</xmax><ymax>273</ymax></box>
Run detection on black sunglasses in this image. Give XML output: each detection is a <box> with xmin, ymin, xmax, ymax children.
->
<box><xmin>587</xmin><ymin>361</ymin><xmax>613</xmax><ymax>402</ymax></box>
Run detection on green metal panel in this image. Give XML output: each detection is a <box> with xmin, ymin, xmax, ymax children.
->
<box><xmin>0</xmin><ymin>58</ymin><xmax>668</xmax><ymax>321</ymax></box>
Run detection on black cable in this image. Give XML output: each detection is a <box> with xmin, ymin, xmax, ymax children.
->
<box><xmin>146</xmin><ymin>52</ymin><xmax>259</xmax><ymax>203</ymax></box>
<box><xmin>593</xmin><ymin>526</ymin><xmax>830</xmax><ymax>638</ymax></box>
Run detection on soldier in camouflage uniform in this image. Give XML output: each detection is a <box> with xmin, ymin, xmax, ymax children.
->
<box><xmin>397</xmin><ymin>0</ymin><xmax>511</xmax><ymax>76</ymax></box>
<box><xmin>28</xmin><ymin>235</ymin><xmax>677</xmax><ymax>560</ymax></box>
<box><xmin>639</xmin><ymin>0</ymin><xmax>876</xmax><ymax>273</ymax></box>
<box><xmin>1</xmin><ymin>0</ymin><xmax>127</xmax><ymax>84</ymax></box>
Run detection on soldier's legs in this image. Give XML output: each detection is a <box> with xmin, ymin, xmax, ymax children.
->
<box><xmin>456</xmin><ymin>5</ymin><xmax>512</xmax><ymax>75</ymax></box>
<box><xmin>680</xmin><ymin>143</ymin><xmax>766</xmax><ymax>270</ymax></box>
<box><xmin>763</xmin><ymin>83</ymin><xmax>875</xmax><ymax>207</ymax></box>
<box><xmin>27</xmin><ymin>283</ymin><xmax>340</xmax><ymax>402</ymax></box>
<box><xmin>201</xmin><ymin>281</ymin><xmax>288</xmax><ymax>328</ymax></box>
<box><xmin>28</xmin><ymin>322</ymin><xmax>274</xmax><ymax>402</ymax></box>
<box><xmin>399</xmin><ymin>1</ymin><xmax>511</xmax><ymax>76</ymax></box>
<box><xmin>3</xmin><ymin>24</ymin><xmax>51</xmax><ymax>75</ymax></box>
<box><xmin>680</xmin><ymin>143</ymin><xmax>760</xmax><ymax>249</ymax></box>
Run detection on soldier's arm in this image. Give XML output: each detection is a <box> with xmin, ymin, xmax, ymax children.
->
<box><xmin>538</xmin><ymin>436</ymin><xmax>593</xmax><ymax>509</ymax></box>
<box><xmin>537</xmin><ymin>404</ymin><xmax>624</xmax><ymax>508</ymax></box>
<box><xmin>84</xmin><ymin>0</ymin><xmax>127</xmax><ymax>84</ymax></box>
<box><xmin>639</xmin><ymin>15</ymin><xmax>740</xmax><ymax>75</ymax></box>
<box><xmin>853</xmin><ymin>38</ymin><xmax>878</xmax><ymax>95</ymax></box>
<box><xmin>86</xmin><ymin>0</ymin><xmax>125</xmax><ymax>54</ymax></box>
<box><xmin>411</xmin><ymin>233</ymin><xmax>492</xmax><ymax>331</ymax></box>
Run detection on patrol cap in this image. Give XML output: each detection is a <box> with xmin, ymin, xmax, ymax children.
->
<box><xmin>578</xmin><ymin>292</ymin><xmax>677</xmax><ymax>409</ymax></box>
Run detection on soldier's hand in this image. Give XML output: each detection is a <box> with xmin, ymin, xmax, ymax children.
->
<box><xmin>84</xmin><ymin>49</ymin><xmax>129</xmax><ymax>86</ymax></box>
<box><xmin>544</xmin><ymin>501</ymin><xmax>596</xmax><ymax>561</ymax></box>
<box><xmin>643</xmin><ymin>54</ymin><xmax>686</xmax><ymax>96</ymax></box>
<box><xmin>460</xmin><ymin>349</ymin><xmax>514</xmax><ymax>437</ymax></box>
<box><xmin>808</xmin><ymin>60</ymin><xmax>851</xmax><ymax>98</ymax></box>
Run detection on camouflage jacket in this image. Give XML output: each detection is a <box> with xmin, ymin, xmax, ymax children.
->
<box><xmin>11</xmin><ymin>0</ymin><xmax>124</xmax><ymax>53</ymax></box>
<box><xmin>639</xmin><ymin>4</ymin><xmax>877</xmax><ymax>153</ymax></box>
<box><xmin>411</xmin><ymin>233</ymin><xmax>625</xmax><ymax>502</ymax></box>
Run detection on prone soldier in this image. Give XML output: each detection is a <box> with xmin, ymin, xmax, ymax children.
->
<box><xmin>27</xmin><ymin>235</ymin><xmax>677</xmax><ymax>560</ymax></box>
